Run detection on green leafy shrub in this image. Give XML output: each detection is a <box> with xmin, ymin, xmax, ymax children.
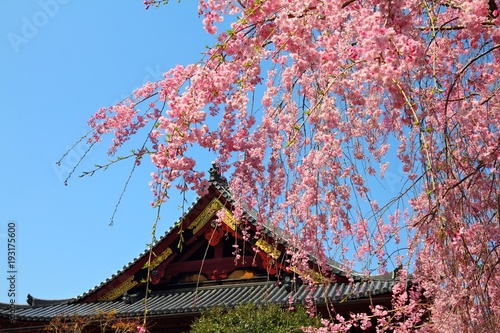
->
<box><xmin>190</xmin><ymin>303</ymin><xmax>321</xmax><ymax>333</ymax></box>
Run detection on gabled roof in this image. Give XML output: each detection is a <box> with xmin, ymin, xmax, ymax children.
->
<box><xmin>51</xmin><ymin>164</ymin><xmax>353</xmax><ymax>305</ymax></box>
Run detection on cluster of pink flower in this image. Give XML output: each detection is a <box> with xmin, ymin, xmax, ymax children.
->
<box><xmin>79</xmin><ymin>0</ymin><xmax>500</xmax><ymax>331</ymax></box>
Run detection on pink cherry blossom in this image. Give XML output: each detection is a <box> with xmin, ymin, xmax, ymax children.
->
<box><xmin>61</xmin><ymin>0</ymin><xmax>500</xmax><ymax>331</ymax></box>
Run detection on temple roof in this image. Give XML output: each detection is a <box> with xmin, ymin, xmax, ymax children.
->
<box><xmin>46</xmin><ymin>164</ymin><xmax>358</xmax><ymax>305</ymax></box>
<box><xmin>0</xmin><ymin>164</ymin><xmax>397</xmax><ymax>329</ymax></box>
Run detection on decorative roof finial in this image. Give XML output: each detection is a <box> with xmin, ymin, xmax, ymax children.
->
<box><xmin>209</xmin><ymin>162</ymin><xmax>228</xmax><ymax>188</ymax></box>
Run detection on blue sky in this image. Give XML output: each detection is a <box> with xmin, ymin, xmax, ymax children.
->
<box><xmin>0</xmin><ymin>0</ymin><xmax>218</xmax><ymax>303</ymax></box>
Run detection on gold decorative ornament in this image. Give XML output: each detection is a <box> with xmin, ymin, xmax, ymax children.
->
<box><xmin>255</xmin><ymin>238</ymin><xmax>281</xmax><ymax>259</ymax></box>
<box><xmin>98</xmin><ymin>276</ymin><xmax>138</xmax><ymax>301</ymax></box>
<box><xmin>187</xmin><ymin>198</ymin><xmax>223</xmax><ymax>234</ymax></box>
<box><xmin>187</xmin><ymin>197</ymin><xmax>238</xmax><ymax>233</ymax></box>
<box><xmin>151</xmin><ymin>247</ymin><xmax>173</xmax><ymax>269</ymax></box>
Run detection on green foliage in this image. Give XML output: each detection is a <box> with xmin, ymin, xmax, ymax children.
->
<box><xmin>190</xmin><ymin>303</ymin><xmax>321</xmax><ymax>333</ymax></box>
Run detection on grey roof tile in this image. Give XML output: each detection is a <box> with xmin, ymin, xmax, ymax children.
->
<box><xmin>0</xmin><ymin>280</ymin><xmax>394</xmax><ymax>321</ymax></box>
